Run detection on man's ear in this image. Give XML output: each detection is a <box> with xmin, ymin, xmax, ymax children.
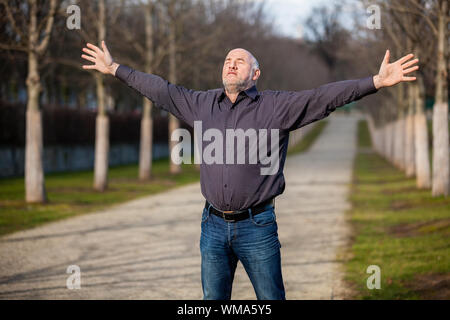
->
<box><xmin>253</xmin><ymin>69</ymin><xmax>261</xmax><ymax>81</ymax></box>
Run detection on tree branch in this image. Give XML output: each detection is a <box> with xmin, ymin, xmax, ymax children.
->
<box><xmin>0</xmin><ymin>42</ymin><xmax>28</xmax><ymax>52</ymax></box>
<box><xmin>36</xmin><ymin>0</ymin><xmax>59</xmax><ymax>55</ymax></box>
<box><xmin>110</xmin><ymin>0</ymin><xmax>125</xmax><ymax>24</ymax></box>
<box><xmin>0</xmin><ymin>0</ymin><xmax>26</xmax><ymax>42</ymax></box>
<box><xmin>114</xmin><ymin>26</ymin><xmax>146</xmax><ymax>56</ymax></box>
<box><xmin>382</xmin><ymin>1</ymin><xmax>438</xmax><ymax>36</ymax></box>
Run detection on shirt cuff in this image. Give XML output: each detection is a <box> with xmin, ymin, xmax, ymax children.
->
<box><xmin>357</xmin><ymin>76</ymin><xmax>378</xmax><ymax>97</ymax></box>
<box><xmin>115</xmin><ymin>64</ymin><xmax>133</xmax><ymax>81</ymax></box>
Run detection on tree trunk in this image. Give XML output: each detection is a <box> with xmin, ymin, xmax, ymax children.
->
<box><xmin>366</xmin><ymin>115</ymin><xmax>377</xmax><ymax>150</ymax></box>
<box><xmin>139</xmin><ymin>2</ymin><xmax>155</xmax><ymax>181</ymax></box>
<box><xmin>25</xmin><ymin>1</ymin><xmax>48</xmax><ymax>204</ymax></box>
<box><xmin>93</xmin><ymin>73</ymin><xmax>109</xmax><ymax>191</ymax></box>
<box><xmin>93</xmin><ymin>0</ymin><xmax>109</xmax><ymax>191</ymax></box>
<box><xmin>168</xmin><ymin>1</ymin><xmax>181</xmax><ymax>174</ymax></box>
<box><xmin>169</xmin><ymin>114</ymin><xmax>181</xmax><ymax>174</ymax></box>
<box><xmin>394</xmin><ymin>116</ymin><xmax>405</xmax><ymax>169</ymax></box>
<box><xmin>25</xmin><ymin>51</ymin><xmax>47</xmax><ymax>203</ymax></box>
<box><xmin>376</xmin><ymin>123</ymin><xmax>384</xmax><ymax>155</ymax></box>
<box><xmin>413</xmin><ymin>79</ymin><xmax>431</xmax><ymax>189</ymax></box>
<box><xmin>367</xmin><ymin>115</ymin><xmax>382</xmax><ymax>155</ymax></box>
<box><xmin>432</xmin><ymin>0</ymin><xmax>449</xmax><ymax>196</ymax></box>
<box><xmin>386</xmin><ymin>121</ymin><xmax>394</xmax><ymax>163</ymax></box>
<box><xmin>404</xmin><ymin>86</ymin><xmax>415</xmax><ymax>177</ymax></box>
<box><xmin>383</xmin><ymin>123</ymin><xmax>389</xmax><ymax>160</ymax></box>
<box><xmin>139</xmin><ymin>99</ymin><xmax>153</xmax><ymax>181</ymax></box>
<box><xmin>376</xmin><ymin>109</ymin><xmax>387</xmax><ymax>158</ymax></box>
<box><xmin>393</xmin><ymin>85</ymin><xmax>406</xmax><ymax>170</ymax></box>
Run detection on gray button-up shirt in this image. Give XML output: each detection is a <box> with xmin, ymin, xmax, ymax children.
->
<box><xmin>116</xmin><ymin>65</ymin><xmax>378</xmax><ymax>211</ymax></box>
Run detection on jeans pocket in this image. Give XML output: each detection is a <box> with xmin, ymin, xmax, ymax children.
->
<box><xmin>201</xmin><ymin>208</ymin><xmax>210</xmax><ymax>223</ymax></box>
<box><xmin>251</xmin><ymin>208</ymin><xmax>276</xmax><ymax>227</ymax></box>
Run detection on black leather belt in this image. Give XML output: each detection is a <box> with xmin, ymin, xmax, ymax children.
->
<box><xmin>204</xmin><ymin>198</ymin><xmax>274</xmax><ymax>223</ymax></box>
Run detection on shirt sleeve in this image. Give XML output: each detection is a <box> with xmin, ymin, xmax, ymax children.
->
<box><xmin>272</xmin><ymin>76</ymin><xmax>378</xmax><ymax>131</ymax></box>
<box><xmin>115</xmin><ymin>64</ymin><xmax>204</xmax><ymax>127</ymax></box>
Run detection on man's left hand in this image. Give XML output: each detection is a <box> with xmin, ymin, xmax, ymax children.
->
<box><xmin>373</xmin><ymin>50</ymin><xmax>419</xmax><ymax>89</ymax></box>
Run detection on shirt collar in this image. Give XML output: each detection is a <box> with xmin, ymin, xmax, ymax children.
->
<box><xmin>218</xmin><ymin>85</ymin><xmax>259</xmax><ymax>102</ymax></box>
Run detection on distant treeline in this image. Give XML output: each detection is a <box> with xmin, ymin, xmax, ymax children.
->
<box><xmin>0</xmin><ymin>1</ymin><xmax>337</xmax><ymax>114</ymax></box>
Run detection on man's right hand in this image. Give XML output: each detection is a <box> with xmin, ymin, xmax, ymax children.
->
<box><xmin>81</xmin><ymin>41</ymin><xmax>119</xmax><ymax>76</ymax></box>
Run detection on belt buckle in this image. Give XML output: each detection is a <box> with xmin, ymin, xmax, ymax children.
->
<box><xmin>222</xmin><ymin>210</ymin><xmax>236</xmax><ymax>222</ymax></box>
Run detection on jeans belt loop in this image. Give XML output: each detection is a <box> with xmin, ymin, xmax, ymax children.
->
<box><xmin>248</xmin><ymin>207</ymin><xmax>253</xmax><ymax>220</ymax></box>
<box><xmin>207</xmin><ymin>202</ymin><xmax>212</xmax><ymax>215</ymax></box>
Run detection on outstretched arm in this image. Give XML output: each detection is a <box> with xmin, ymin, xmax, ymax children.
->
<box><xmin>373</xmin><ymin>50</ymin><xmax>419</xmax><ymax>89</ymax></box>
<box><xmin>272</xmin><ymin>50</ymin><xmax>419</xmax><ymax>131</ymax></box>
<box><xmin>81</xmin><ymin>41</ymin><xmax>205</xmax><ymax>127</ymax></box>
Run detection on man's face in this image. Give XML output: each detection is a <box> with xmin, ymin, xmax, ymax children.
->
<box><xmin>222</xmin><ymin>49</ymin><xmax>258</xmax><ymax>93</ymax></box>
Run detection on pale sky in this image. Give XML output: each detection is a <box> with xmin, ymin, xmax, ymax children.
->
<box><xmin>255</xmin><ymin>0</ymin><xmax>361</xmax><ymax>39</ymax></box>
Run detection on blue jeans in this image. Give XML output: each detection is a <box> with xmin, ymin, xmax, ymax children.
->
<box><xmin>200</xmin><ymin>203</ymin><xmax>285</xmax><ymax>300</ymax></box>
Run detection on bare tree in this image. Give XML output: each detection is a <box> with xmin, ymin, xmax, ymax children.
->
<box><xmin>304</xmin><ymin>3</ymin><xmax>351</xmax><ymax>81</ymax></box>
<box><xmin>115</xmin><ymin>0</ymin><xmax>160</xmax><ymax>181</ymax></box>
<box><xmin>388</xmin><ymin>0</ymin><xmax>449</xmax><ymax>195</ymax></box>
<box><xmin>0</xmin><ymin>0</ymin><xmax>58</xmax><ymax>203</ymax></box>
<box><xmin>167</xmin><ymin>0</ymin><xmax>181</xmax><ymax>174</ymax></box>
<box><xmin>79</xmin><ymin>0</ymin><xmax>123</xmax><ymax>191</ymax></box>
<box><xmin>93</xmin><ymin>0</ymin><xmax>109</xmax><ymax>191</ymax></box>
<box><xmin>138</xmin><ymin>1</ymin><xmax>156</xmax><ymax>180</ymax></box>
<box><xmin>158</xmin><ymin>0</ymin><xmax>199</xmax><ymax>174</ymax></box>
<box><xmin>413</xmin><ymin>76</ymin><xmax>431</xmax><ymax>188</ymax></box>
<box><xmin>111</xmin><ymin>0</ymin><xmax>207</xmax><ymax>177</ymax></box>
<box><xmin>361</xmin><ymin>0</ymin><xmax>434</xmax><ymax>189</ymax></box>
<box><xmin>431</xmin><ymin>0</ymin><xmax>449</xmax><ymax>196</ymax></box>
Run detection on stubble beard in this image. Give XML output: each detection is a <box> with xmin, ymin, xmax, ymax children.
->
<box><xmin>223</xmin><ymin>75</ymin><xmax>253</xmax><ymax>94</ymax></box>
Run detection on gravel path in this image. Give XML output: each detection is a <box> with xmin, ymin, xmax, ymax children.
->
<box><xmin>0</xmin><ymin>115</ymin><xmax>358</xmax><ymax>299</ymax></box>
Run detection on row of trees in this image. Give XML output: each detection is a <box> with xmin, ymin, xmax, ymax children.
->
<box><xmin>4</xmin><ymin>0</ymin><xmax>445</xmax><ymax>204</ymax></box>
<box><xmin>360</xmin><ymin>0</ymin><xmax>449</xmax><ymax>197</ymax></box>
<box><xmin>0</xmin><ymin>0</ymin><xmax>333</xmax><ymax>203</ymax></box>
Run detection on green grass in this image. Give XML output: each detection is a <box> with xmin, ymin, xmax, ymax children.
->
<box><xmin>0</xmin><ymin>158</ymin><xmax>200</xmax><ymax>236</ymax></box>
<box><xmin>344</xmin><ymin>120</ymin><xmax>450</xmax><ymax>299</ymax></box>
<box><xmin>287</xmin><ymin>120</ymin><xmax>328</xmax><ymax>155</ymax></box>
<box><xmin>0</xmin><ymin>121</ymin><xmax>327</xmax><ymax>237</ymax></box>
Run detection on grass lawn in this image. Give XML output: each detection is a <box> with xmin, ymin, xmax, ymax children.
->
<box><xmin>0</xmin><ymin>120</ymin><xmax>327</xmax><ymax>237</ymax></box>
<box><xmin>344</xmin><ymin>120</ymin><xmax>450</xmax><ymax>299</ymax></box>
<box><xmin>0</xmin><ymin>158</ymin><xmax>200</xmax><ymax>236</ymax></box>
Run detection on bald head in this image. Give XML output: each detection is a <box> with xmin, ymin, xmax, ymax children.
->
<box><xmin>227</xmin><ymin>48</ymin><xmax>259</xmax><ymax>71</ymax></box>
<box><xmin>222</xmin><ymin>48</ymin><xmax>261</xmax><ymax>94</ymax></box>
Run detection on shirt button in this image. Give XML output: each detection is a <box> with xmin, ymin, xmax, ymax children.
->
<box><xmin>224</xmin><ymin>184</ymin><xmax>227</xmax><ymax>188</ymax></box>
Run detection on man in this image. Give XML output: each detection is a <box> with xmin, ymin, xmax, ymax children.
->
<box><xmin>81</xmin><ymin>41</ymin><xmax>419</xmax><ymax>300</ymax></box>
